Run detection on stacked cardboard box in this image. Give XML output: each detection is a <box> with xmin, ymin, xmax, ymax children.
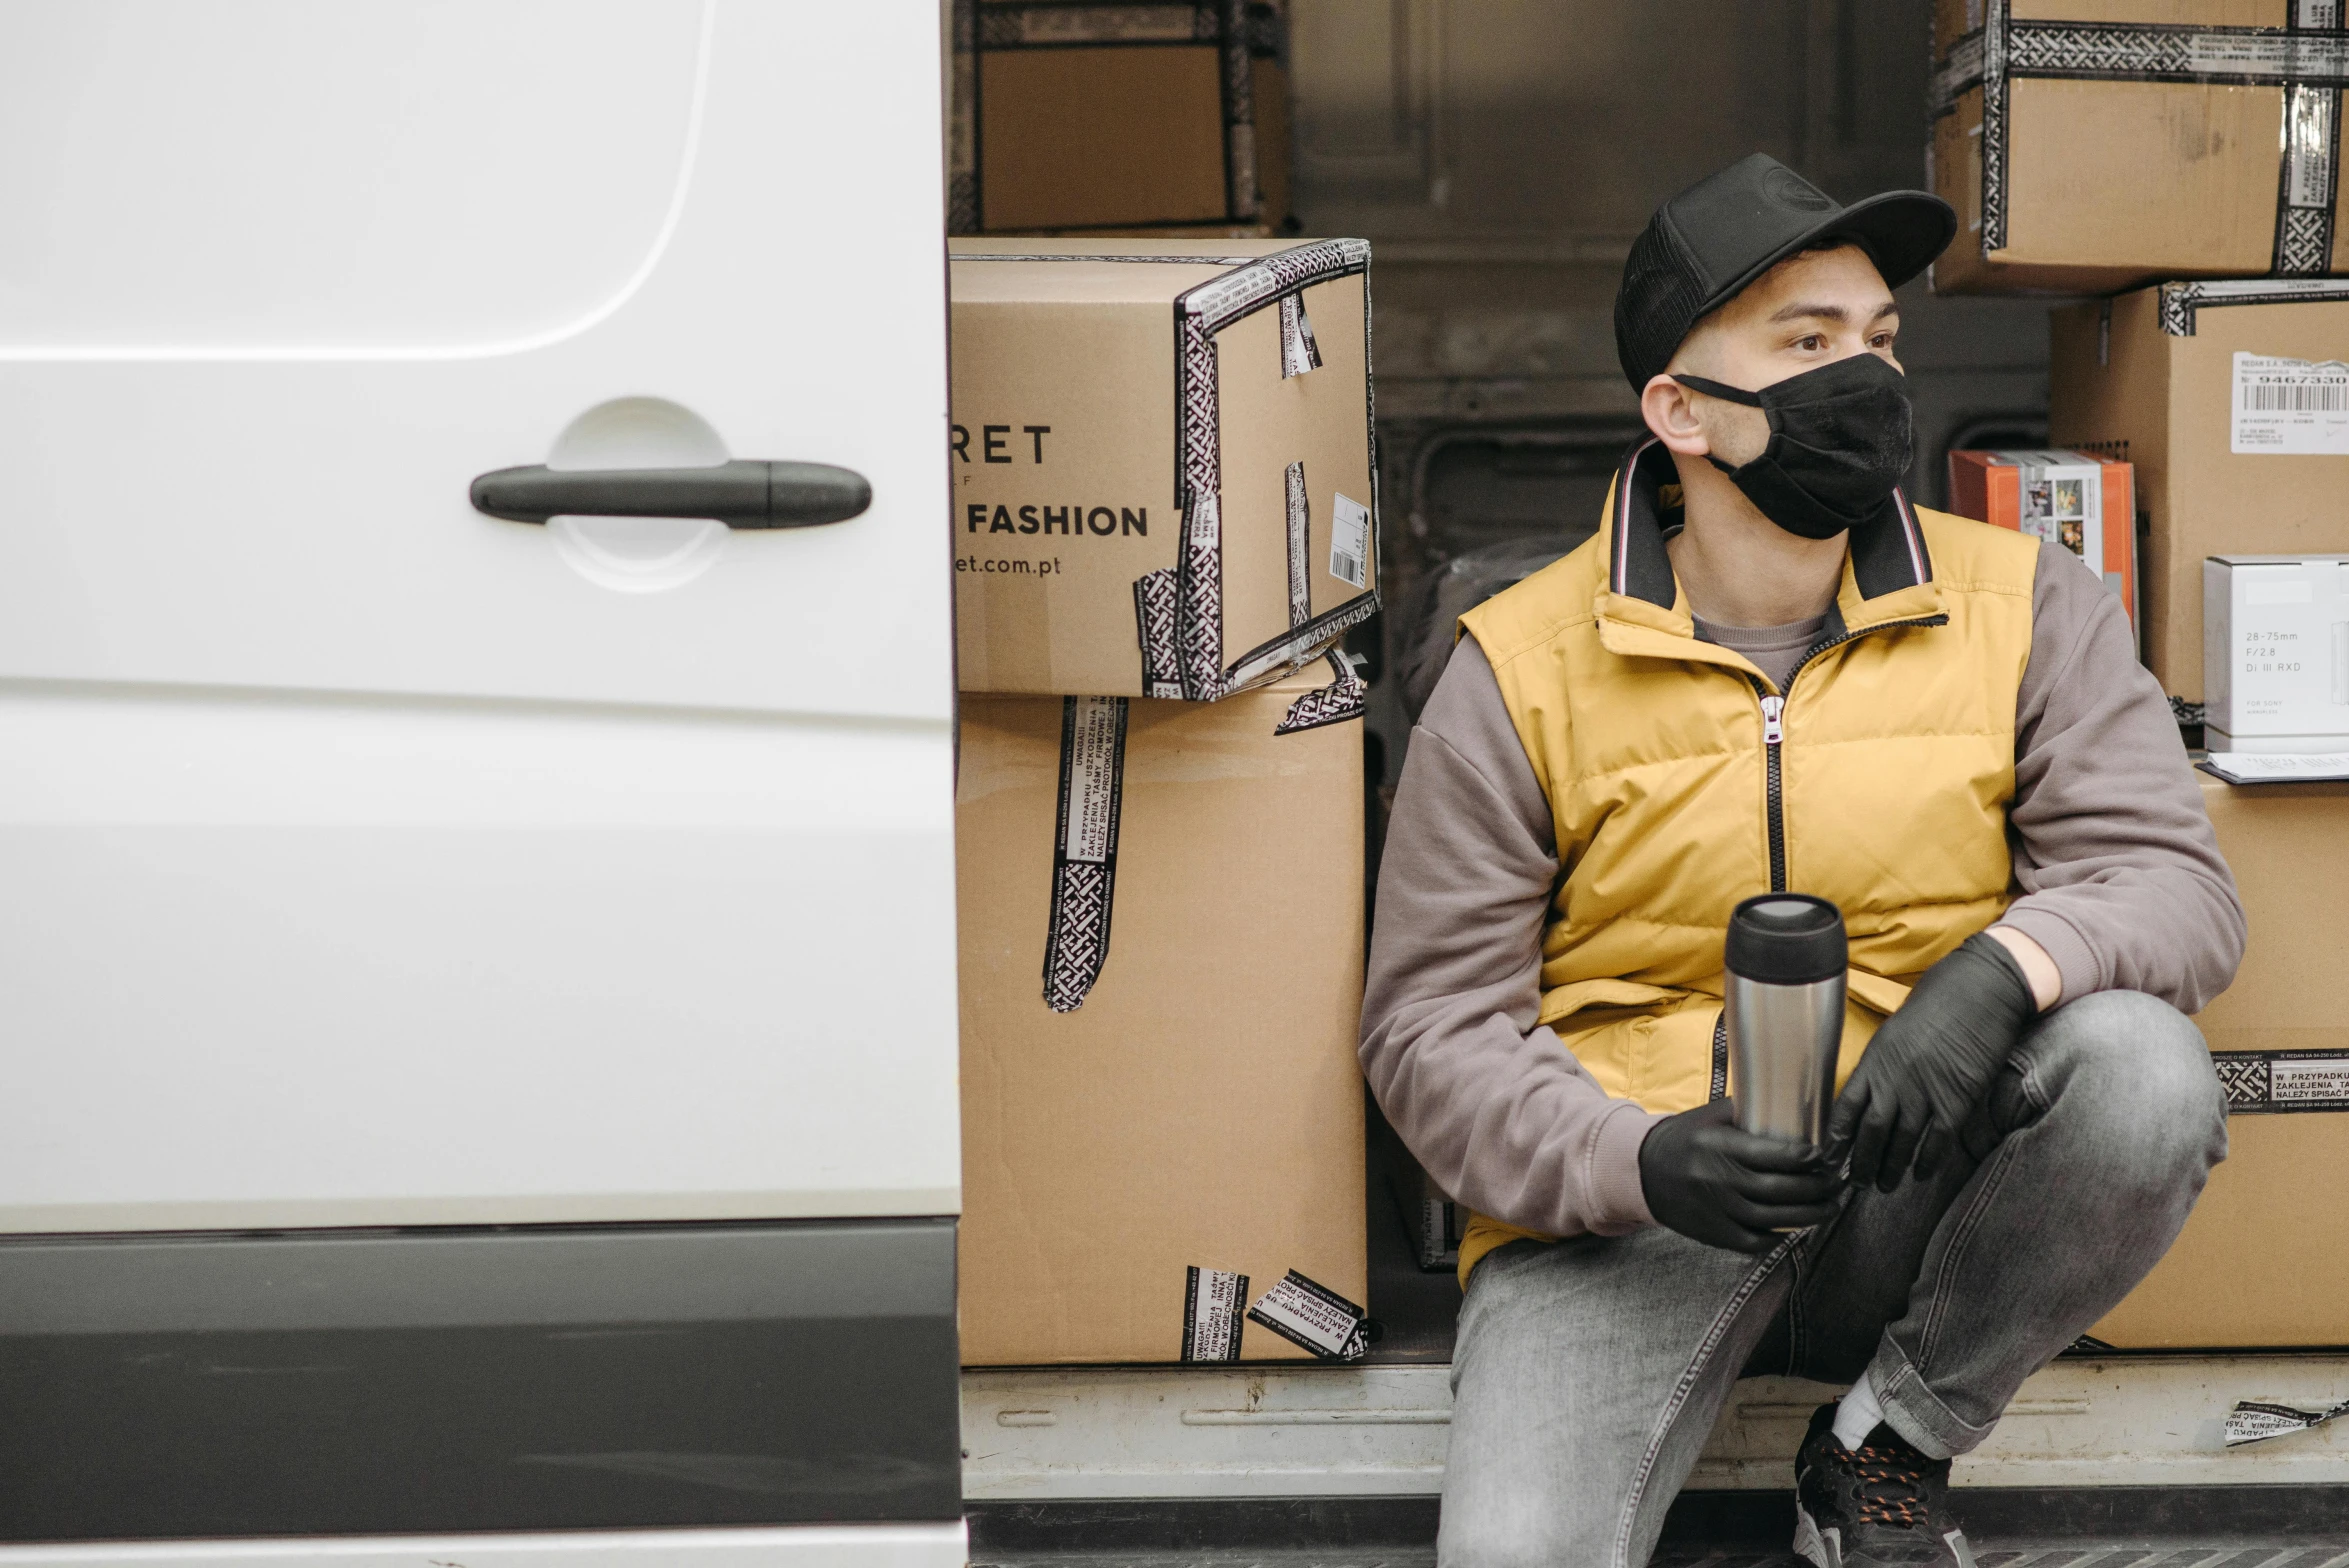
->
<box><xmin>950</xmin><ymin>239</ymin><xmax>1378</xmax><ymax>1364</ymax></box>
<box><xmin>957</xmin><ymin>681</ymin><xmax>1369</xmax><ymax>1363</ymax></box>
<box><xmin>948</xmin><ymin>0</ymin><xmax>1290</xmax><ymax>237</ymax></box>
<box><xmin>2090</xmin><ymin>776</ymin><xmax>2349</xmax><ymax>1349</ymax></box>
<box><xmin>949</xmin><ymin>240</ymin><xmax>1378</xmax><ymax>698</ymax></box>
<box><xmin>1931</xmin><ymin>1</ymin><xmax>2349</xmax><ymax>295</ymax></box>
<box><xmin>2036</xmin><ymin>282</ymin><xmax>2349</xmax><ymax>1350</ymax></box>
<box><xmin>1927</xmin><ymin>16</ymin><xmax>2349</xmax><ymax>1349</ymax></box>
<box><xmin>2049</xmin><ymin>280</ymin><xmax>2349</xmax><ymax>718</ymax></box>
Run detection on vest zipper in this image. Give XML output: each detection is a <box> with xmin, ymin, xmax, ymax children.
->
<box><xmin>1748</xmin><ymin>614</ymin><xmax>1947</xmax><ymax>894</ymax></box>
<box><xmin>1753</xmin><ymin>684</ymin><xmax>1788</xmax><ymax>890</ymax></box>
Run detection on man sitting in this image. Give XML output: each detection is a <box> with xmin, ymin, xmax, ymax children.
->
<box><xmin>1360</xmin><ymin>153</ymin><xmax>2244</xmax><ymax>1568</ymax></box>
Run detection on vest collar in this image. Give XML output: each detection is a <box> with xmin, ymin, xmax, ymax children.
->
<box><xmin>1595</xmin><ymin>437</ymin><xmax>1945</xmax><ymax>670</ymax></box>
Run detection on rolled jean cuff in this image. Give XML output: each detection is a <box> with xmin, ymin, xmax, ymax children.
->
<box><xmin>1867</xmin><ymin>1343</ymin><xmax>1994</xmax><ymax>1461</ymax></box>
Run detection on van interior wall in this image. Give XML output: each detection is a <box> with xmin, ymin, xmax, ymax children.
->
<box><xmin>1289</xmin><ymin>0</ymin><xmax>2058</xmax><ymax>792</ymax></box>
<box><xmin>1288</xmin><ymin>0</ymin><xmax>2062</xmax><ymax>1353</ymax></box>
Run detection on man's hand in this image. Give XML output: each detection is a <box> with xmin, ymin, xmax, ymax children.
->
<box><xmin>1827</xmin><ymin>931</ymin><xmax>2039</xmax><ymax>1192</ymax></box>
<box><xmin>1639</xmin><ymin>1100</ymin><xmax>1846</xmax><ymax>1253</ymax></box>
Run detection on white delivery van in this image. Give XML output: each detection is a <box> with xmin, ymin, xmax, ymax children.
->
<box><xmin>0</xmin><ymin>4</ymin><xmax>965</xmax><ymax>1564</ymax></box>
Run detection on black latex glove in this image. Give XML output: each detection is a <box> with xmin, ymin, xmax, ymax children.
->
<box><xmin>1638</xmin><ymin>1100</ymin><xmax>1846</xmax><ymax>1254</ymax></box>
<box><xmin>1828</xmin><ymin>931</ymin><xmax>2039</xmax><ymax>1193</ymax></box>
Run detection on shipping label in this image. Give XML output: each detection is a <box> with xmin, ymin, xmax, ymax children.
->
<box><xmin>1330</xmin><ymin>492</ymin><xmax>1371</xmax><ymax>590</ymax></box>
<box><xmin>1246</xmin><ymin>1269</ymin><xmax>1369</xmax><ymax>1361</ymax></box>
<box><xmin>2232</xmin><ymin>352</ymin><xmax>2349</xmax><ymax>453</ymax></box>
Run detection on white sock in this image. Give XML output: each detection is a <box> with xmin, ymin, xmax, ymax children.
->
<box><xmin>1832</xmin><ymin>1370</ymin><xmax>1885</xmax><ymax>1450</ymax></box>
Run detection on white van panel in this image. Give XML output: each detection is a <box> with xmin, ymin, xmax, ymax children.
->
<box><xmin>0</xmin><ymin>684</ymin><xmax>956</xmax><ymax>1230</ymax></box>
<box><xmin>0</xmin><ymin>0</ymin><xmax>959</xmax><ymax>1232</ymax></box>
<box><xmin>0</xmin><ymin>3</ymin><xmax>704</xmax><ymax>355</ymax></box>
<box><xmin>0</xmin><ymin>3</ymin><xmax>951</xmax><ymax>720</ymax></box>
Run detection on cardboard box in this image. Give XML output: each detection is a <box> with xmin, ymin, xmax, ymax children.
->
<box><xmin>1946</xmin><ymin>448</ymin><xmax>2138</xmax><ymax>631</ymax></box>
<box><xmin>956</xmin><ymin>669</ymin><xmax>1369</xmax><ymax>1364</ymax></box>
<box><xmin>950</xmin><ymin>239</ymin><xmax>1379</xmax><ymax>699</ymax></box>
<box><xmin>2050</xmin><ymin>280</ymin><xmax>2349</xmax><ymax>713</ymax></box>
<box><xmin>1929</xmin><ymin>1</ymin><xmax>2349</xmax><ymax>295</ymax></box>
<box><xmin>2090</xmin><ymin>777</ymin><xmax>2349</xmax><ymax>1348</ymax></box>
<box><xmin>948</xmin><ymin>0</ymin><xmax>1289</xmax><ymax>235</ymax></box>
<box><xmin>2205</xmin><ymin>554</ymin><xmax>2349</xmax><ymax>749</ymax></box>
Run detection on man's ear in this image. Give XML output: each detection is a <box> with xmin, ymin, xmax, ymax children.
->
<box><xmin>1641</xmin><ymin>373</ymin><xmax>1711</xmax><ymax>458</ymax></box>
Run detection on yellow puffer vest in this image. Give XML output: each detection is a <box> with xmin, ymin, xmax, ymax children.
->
<box><xmin>1452</xmin><ymin>439</ymin><xmax>2041</xmax><ymax>1282</ymax></box>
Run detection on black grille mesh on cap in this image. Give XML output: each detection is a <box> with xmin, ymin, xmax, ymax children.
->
<box><xmin>1614</xmin><ymin>218</ymin><xmax>1712</xmax><ymax>395</ymax></box>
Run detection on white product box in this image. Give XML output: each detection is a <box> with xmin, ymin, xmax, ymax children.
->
<box><xmin>2205</xmin><ymin>555</ymin><xmax>2349</xmax><ymax>752</ymax></box>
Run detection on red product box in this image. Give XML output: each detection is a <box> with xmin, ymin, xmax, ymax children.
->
<box><xmin>1946</xmin><ymin>448</ymin><xmax>2137</xmax><ymax>634</ymax></box>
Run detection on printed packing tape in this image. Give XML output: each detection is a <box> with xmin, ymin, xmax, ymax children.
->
<box><xmin>1037</xmin><ymin>653</ymin><xmax>1363</xmax><ymax>1012</ymax></box>
<box><xmin>1279</xmin><ymin>292</ymin><xmax>1323</xmax><ymax>379</ymax></box>
<box><xmin>1247</xmin><ymin>1269</ymin><xmax>1371</xmax><ymax>1361</ymax></box>
<box><xmin>2224</xmin><ymin>1396</ymin><xmax>2349</xmax><ymax>1446</ymax></box>
<box><xmin>2211</xmin><ymin>1049</ymin><xmax>2349</xmax><ymax>1113</ymax></box>
<box><xmin>1182</xmin><ymin>1265</ymin><xmax>1369</xmax><ymax>1362</ymax></box>
<box><xmin>1182</xmin><ymin>1266</ymin><xmax>1249</xmax><ymax>1363</ymax></box>
<box><xmin>1150</xmin><ymin>241</ymin><xmax>1381</xmax><ymax>701</ymax></box>
<box><xmin>1041</xmin><ymin>696</ymin><xmax>1128</xmax><ymax>1014</ymax></box>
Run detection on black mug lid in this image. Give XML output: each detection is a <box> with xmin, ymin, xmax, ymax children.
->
<box><xmin>1725</xmin><ymin>893</ymin><xmax>1847</xmax><ymax>985</ymax></box>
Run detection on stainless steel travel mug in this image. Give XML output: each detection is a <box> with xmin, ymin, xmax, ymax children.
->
<box><xmin>1725</xmin><ymin>893</ymin><xmax>1848</xmax><ymax>1145</ymax></box>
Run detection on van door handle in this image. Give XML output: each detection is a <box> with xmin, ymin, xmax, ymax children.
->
<box><xmin>469</xmin><ymin>460</ymin><xmax>871</xmax><ymax>530</ymax></box>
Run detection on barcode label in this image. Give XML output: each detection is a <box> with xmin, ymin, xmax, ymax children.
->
<box><xmin>1329</xmin><ymin>492</ymin><xmax>1371</xmax><ymax>590</ymax></box>
<box><xmin>2244</xmin><ymin>382</ymin><xmax>2349</xmax><ymax>411</ymax></box>
<box><xmin>2233</xmin><ymin>352</ymin><xmax>2349</xmax><ymax>453</ymax></box>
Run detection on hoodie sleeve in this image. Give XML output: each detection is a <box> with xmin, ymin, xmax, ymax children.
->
<box><xmin>1359</xmin><ymin>636</ymin><xmax>1659</xmax><ymax>1238</ymax></box>
<box><xmin>1993</xmin><ymin>543</ymin><xmax>2247</xmax><ymax>1012</ymax></box>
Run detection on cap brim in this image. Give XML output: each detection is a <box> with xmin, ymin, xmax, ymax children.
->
<box><xmin>1698</xmin><ymin>189</ymin><xmax>1959</xmax><ymax>320</ymax></box>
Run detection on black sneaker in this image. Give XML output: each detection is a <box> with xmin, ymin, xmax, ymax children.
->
<box><xmin>1792</xmin><ymin>1402</ymin><xmax>1978</xmax><ymax>1568</ymax></box>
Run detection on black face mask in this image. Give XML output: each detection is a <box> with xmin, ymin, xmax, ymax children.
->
<box><xmin>1672</xmin><ymin>353</ymin><xmax>1914</xmax><ymax>541</ymax></box>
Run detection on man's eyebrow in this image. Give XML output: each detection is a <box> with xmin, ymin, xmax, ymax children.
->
<box><xmin>1769</xmin><ymin>298</ymin><xmax>1900</xmax><ymax>325</ymax></box>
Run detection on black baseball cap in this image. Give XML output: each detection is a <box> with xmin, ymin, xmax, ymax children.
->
<box><xmin>1613</xmin><ymin>154</ymin><xmax>1957</xmax><ymax>393</ymax></box>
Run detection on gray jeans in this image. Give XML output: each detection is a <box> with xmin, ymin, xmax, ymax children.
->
<box><xmin>1438</xmin><ymin>990</ymin><xmax>2229</xmax><ymax>1568</ymax></box>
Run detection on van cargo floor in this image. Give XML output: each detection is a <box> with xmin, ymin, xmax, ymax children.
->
<box><xmin>973</xmin><ymin>1549</ymin><xmax>2349</xmax><ymax>1567</ymax></box>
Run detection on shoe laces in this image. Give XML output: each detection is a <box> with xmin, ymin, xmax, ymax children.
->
<box><xmin>1848</xmin><ymin>1441</ymin><xmax>1930</xmax><ymax>1527</ymax></box>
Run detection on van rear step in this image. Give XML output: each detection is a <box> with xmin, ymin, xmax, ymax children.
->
<box><xmin>963</xmin><ymin>1359</ymin><xmax>2349</xmax><ymax>1560</ymax></box>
